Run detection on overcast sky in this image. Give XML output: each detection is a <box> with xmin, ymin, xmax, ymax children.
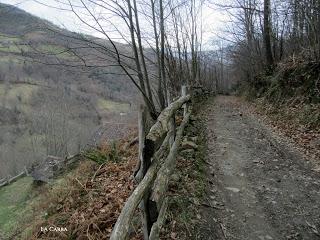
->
<box><xmin>0</xmin><ymin>0</ymin><xmax>228</xmax><ymax>48</ymax></box>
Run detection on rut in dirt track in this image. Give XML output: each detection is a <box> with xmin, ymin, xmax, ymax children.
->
<box><xmin>198</xmin><ymin>96</ymin><xmax>320</xmax><ymax>240</ymax></box>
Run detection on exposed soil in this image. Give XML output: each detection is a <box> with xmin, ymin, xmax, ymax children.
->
<box><xmin>199</xmin><ymin>96</ymin><xmax>320</xmax><ymax>240</ymax></box>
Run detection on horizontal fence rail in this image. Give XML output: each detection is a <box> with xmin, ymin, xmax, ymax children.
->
<box><xmin>0</xmin><ymin>154</ymin><xmax>81</xmax><ymax>189</ymax></box>
<box><xmin>0</xmin><ymin>167</ymin><xmax>29</xmax><ymax>188</ymax></box>
<box><xmin>110</xmin><ymin>86</ymin><xmax>192</xmax><ymax>240</ymax></box>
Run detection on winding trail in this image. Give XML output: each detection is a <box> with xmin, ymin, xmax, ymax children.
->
<box><xmin>199</xmin><ymin>96</ymin><xmax>320</xmax><ymax>240</ymax></box>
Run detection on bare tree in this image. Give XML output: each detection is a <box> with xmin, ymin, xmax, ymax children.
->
<box><xmin>26</xmin><ymin>0</ymin><xmax>213</xmax><ymax>116</ymax></box>
<box><xmin>263</xmin><ymin>0</ymin><xmax>274</xmax><ymax>69</ymax></box>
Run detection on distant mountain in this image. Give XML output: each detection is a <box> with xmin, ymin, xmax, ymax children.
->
<box><xmin>0</xmin><ymin>2</ymin><xmax>137</xmax><ymax>101</ymax></box>
<box><xmin>0</xmin><ymin>3</ymin><xmax>52</xmax><ymax>35</ymax></box>
<box><xmin>0</xmin><ymin>3</ymin><xmax>138</xmax><ymax>179</ymax></box>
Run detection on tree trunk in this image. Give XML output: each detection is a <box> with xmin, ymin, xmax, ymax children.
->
<box><xmin>150</xmin><ymin>0</ymin><xmax>166</xmax><ymax>110</ymax></box>
<box><xmin>127</xmin><ymin>0</ymin><xmax>157</xmax><ymax>119</ymax></box>
<box><xmin>132</xmin><ymin>0</ymin><xmax>155</xmax><ymax>109</ymax></box>
<box><xmin>263</xmin><ymin>0</ymin><xmax>274</xmax><ymax>70</ymax></box>
<box><xmin>159</xmin><ymin>0</ymin><xmax>168</xmax><ymax>107</ymax></box>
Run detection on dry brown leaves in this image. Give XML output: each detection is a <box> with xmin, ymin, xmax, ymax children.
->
<box><xmin>31</xmin><ymin>133</ymin><xmax>141</xmax><ymax>240</ymax></box>
<box><xmin>245</xmin><ymin>98</ymin><xmax>320</xmax><ymax>163</ymax></box>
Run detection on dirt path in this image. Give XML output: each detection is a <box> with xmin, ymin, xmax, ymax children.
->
<box><xmin>200</xmin><ymin>96</ymin><xmax>320</xmax><ymax>240</ymax></box>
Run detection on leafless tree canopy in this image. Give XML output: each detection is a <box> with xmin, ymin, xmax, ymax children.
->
<box><xmin>211</xmin><ymin>0</ymin><xmax>320</xmax><ymax>94</ymax></box>
<box><xmin>25</xmin><ymin>0</ymin><xmax>216</xmax><ymax>117</ymax></box>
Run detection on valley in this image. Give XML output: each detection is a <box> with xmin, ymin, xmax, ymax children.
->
<box><xmin>0</xmin><ymin>3</ymin><xmax>138</xmax><ymax>179</ymax></box>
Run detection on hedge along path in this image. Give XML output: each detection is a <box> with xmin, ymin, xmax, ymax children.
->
<box><xmin>110</xmin><ymin>86</ymin><xmax>191</xmax><ymax>240</ymax></box>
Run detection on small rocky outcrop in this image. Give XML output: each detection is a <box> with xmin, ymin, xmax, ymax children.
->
<box><xmin>30</xmin><ymin>155</ymin><xmax>65</xmax><ymax>183</ymax></box>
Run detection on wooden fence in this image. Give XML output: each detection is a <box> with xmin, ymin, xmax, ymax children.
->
<box><xmin>110</xmin><ymin>86</ymin><xmax>191</xmax><ymax>240</ymax></box>
<box><xmin>0</xmin><ymin>154</ymin><xmax>81</xmax><ymax>188</ymax></box>
<box><xmin>0</xmin><ymin>166</ymin><xmax>29</xmax><ymax>188</ymax></box>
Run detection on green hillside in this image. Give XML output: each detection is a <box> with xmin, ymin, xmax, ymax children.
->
<box><xmin>0</xmin><ymin>3</ymin><xmax>137</xmax><ymax>180</ymax></box>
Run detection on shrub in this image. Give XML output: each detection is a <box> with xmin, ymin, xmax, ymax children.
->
<box><xmin>84</xmin><ymin>141</ymin><xmax>120</xmax><ymax>164</ymax></box>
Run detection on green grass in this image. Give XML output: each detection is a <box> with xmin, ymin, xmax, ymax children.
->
<box><xmin>0</xmin><ymin>33</ymin><xmax>20</xmax><ymax>42</ymax></box>
<box><xmin>0</xmin><ymin>177</ymin><xmax>34</xmax><ymax>238</ymax></box>
<box><xmin>0</xmin><ymin>83</ymin><xmax>39</xmax><ymax>106</ymax></box>
<box><xmin>97</xmin><ymin>98</ymin><xmax>130</xmax><ymax>113</ymax></box>
<box><xmin>0</xmin><ymin>55</ymin><xmax>22</xmax><ymax>63</ymax></box>
<box><xmin>37</xmin><ymin>44</ymin><xmax>65</xmax><ymax>53</ymax></box>
<box><xmin>0</xmin><ymin>162</ymin><xmax>89</xmax><ymax>239</ymax></box>
<box><xmin>36</xmin><ymin>44</ymin><xmax>75</xmax><ymax>59</ymax></box>
<box><xmin>0</xmin><ymin>44</ymin><xmax>29</xmax><ymax>53</ymax></box>
<box><xmin>0</xmin><ymin>43</ymin><xmax>71</xmax><ymax>57</ymax></box>
<box><xmin>0</xmin><ymin>35</ymin><xmax>74</xmax><ymax>59</ymax></box>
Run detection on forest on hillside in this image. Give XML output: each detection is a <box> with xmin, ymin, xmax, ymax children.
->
<box><xmin>0</xmin><ymin>3</ymin><xmax>139</xmax><ymax>179</ymax></box>
<box><xmin>0</xmin><ymin>0</ymin><xmax>319</xmax><ymax>239</ymax></box>
<box><xmin>1</xmin><ymin>0</ymin><xmax>319</xmax><ymax>179</ymax></box>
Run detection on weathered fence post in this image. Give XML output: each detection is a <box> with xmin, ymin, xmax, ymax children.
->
<box><xmin>167</xmin><ymin>91</ymin><xmax>175</xmax><ymax>146</ymax></box>
<box><xmin>134</xmin><ymin>105</ymin><xmax>157</xmax><ymax>240</ymax></box>
<box><xmin>24</xmin><ymin>166</ymin><xmax>29</xmax><ymax>176</ymax></box>
<box><xmin>149</xmin><ymin>197</ymin><xmax>169</xmax><ymax>240</ymax></box>
<box><xmin>182</xmin><ymin>85</ymin><xmax>187</xmax><ymax>117</ymax></box>
<box><xmin>7</xmin><ymin>174</ymin><xmax>12</xmax><ymax>184</ymax></box>
<box><xmin>110</xmin><ymin>94</ymin><xmax>191</xmax><ymax>240</ymax></box>
<box><xmin>134</xmin><ymin>105</ymin><xmax>150</xmax><ymax>239</ymax></box>
<box><xmin>135</xmin><ymin>105</ymin><xmax>147</xmax><ymax>182</ymax></box>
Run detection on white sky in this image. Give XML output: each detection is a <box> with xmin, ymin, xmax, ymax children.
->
<box><xmin>0</xmin><ymin>0</ymin><xmax>228</xmax><ymax>49</ymax></box>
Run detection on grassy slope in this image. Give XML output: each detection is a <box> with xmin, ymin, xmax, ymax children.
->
<box><xmin>0</xmin><ymin>4</ymin><xmax>137</xmax><ymax>238</ymax></box>
<box><xmin>0</xmin><ymin>34</ymin><xmax>20</xmax><ymax>42</ymax></box>
<box><xmin>0</xmin><ymin>160</ymin><xmax>93</xmax><ymax>239</ymax></box>
<box><xmin>97</xmin><ymin>98</ymin><xmax>130</xmax><ymax>113</ymax></box>
<box><xmin>0</xmin><ymin>3</ymin><xmax>137</xmax><ymax>114</ymax></box>
<box><xmin>0</xmin><ymin>177</ymin><xmax>34</xmax><ymax>238</ymax></box>
<box><xmin>0</xmin><ymin>33</ymin><xmax>75</xmax><ymax>60</ymax></box>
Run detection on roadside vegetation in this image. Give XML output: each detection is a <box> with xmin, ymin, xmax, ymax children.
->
<box><xmin>0</xmin><ymin>0</ymin><xmax>319</xmax><ymax>239</ymax></box>
<box><xmin>161</xmin><ymin>96</ymin><xmax>210</xmax><ymax>239</ymax></box>
<box><xmin>239</xmin><ymin>56</ymin><xmax>320</xmax><ymax>161</ymax></box>
<box><xmin>28</xmin><ymin>135</ymin><xmax>138</xmax><ymax>240</ymax></box>
<box><xmin>0</xmin><ymin>133</ymin><xmax>138</xmax><ymax>240</ymax></box>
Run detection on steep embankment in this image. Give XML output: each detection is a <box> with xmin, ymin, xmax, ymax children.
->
<box><xmin>0</xmin><ymin>134</ymin><xmax>139</xmax><ymax>240</ymax></box>
<box><xmin>242</xmin><ymin>57</ymin><xmax>320</xmax><ymax>161</ymax></box>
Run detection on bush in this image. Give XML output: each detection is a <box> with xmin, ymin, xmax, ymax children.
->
<box><xmin>84</xmin><ymin>141</ymin><xmax>120</xmax><ymax>164</ymax></box>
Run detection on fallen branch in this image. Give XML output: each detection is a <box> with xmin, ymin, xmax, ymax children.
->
<box><xmin>220</xmin><ymin>223</ymin><xmax>227</xmax><ymax>239</ymax></box>
<box><xmin>91</xmin><ymin>163</ymin><xmax>105</xmax><ymax>182</ymax></box>
<box><xmin>0</xmin><ymin>171</ymin><xmax>26</xmax><ymax>188</ymax></box>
